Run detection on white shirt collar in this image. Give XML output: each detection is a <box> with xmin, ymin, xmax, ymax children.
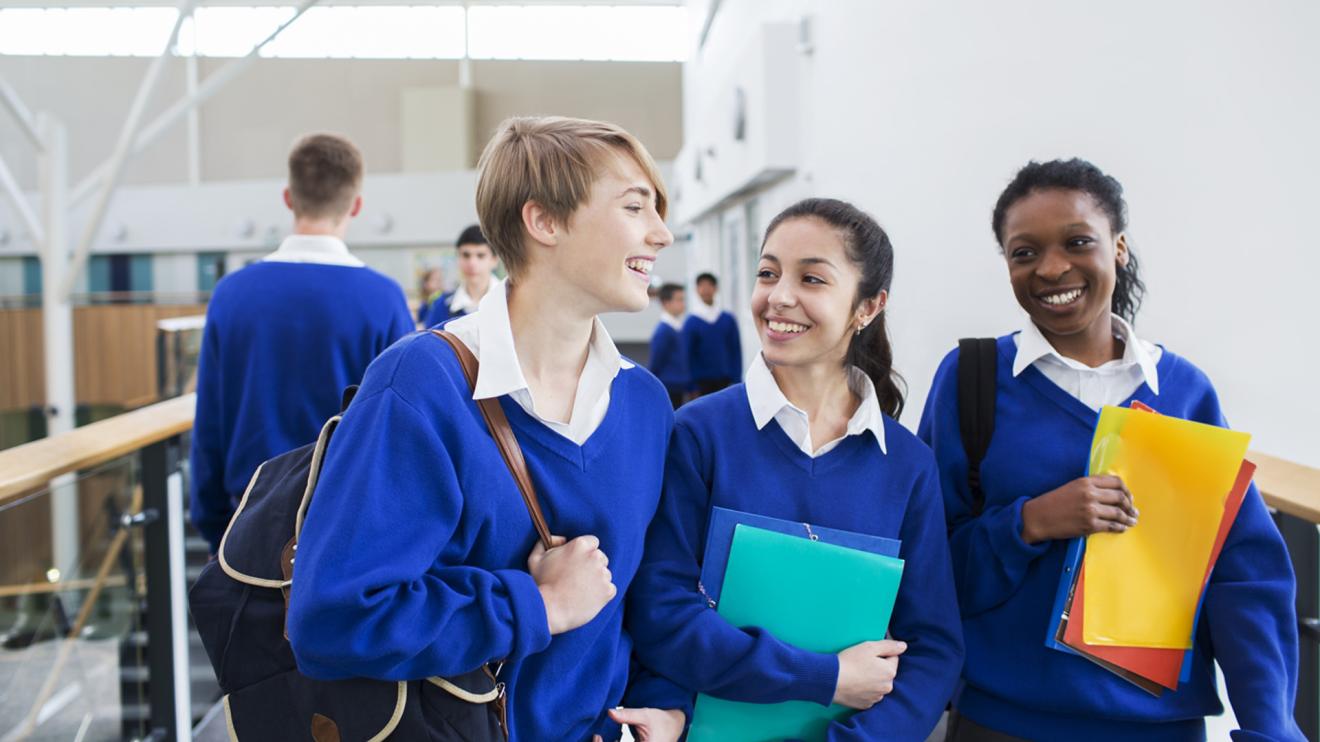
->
<box><xmin>660</xmin><ymin>312</ymin><xmax>685</xmax><ymax>331</ymax></box>
<box><xmin>744</xmin><ymin>353</ymin><xmax>887</xmax><ymax>456</ymax></box>
<box><xmin>692</xmin><ymin>299</ymin><xmax>723</xmax><ymax>323</ymax></box>
<box><xmin>445</xmin><ymin>279</ymin><xmax>633</xmax><ymax>443</ymax></box>
<box><xmin>1013</xmin><ymin>313</ymin><xmax>1160</xmax><ymax>394</ymax></box>
<box><xmin>262</xmin><ymin>234</ymin><xmax>364</xmax><ymax>267</ymax></box>
<box><xmin>448</xmin><ymin>284</ymin><xmax>476</xmax><ymax>315</ymax></box>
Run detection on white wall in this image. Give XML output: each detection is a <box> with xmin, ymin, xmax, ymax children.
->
<box><xmin>679</xmin><ymin>0</ymin><xmax>1320</xmax><ymax>468</ymax></box>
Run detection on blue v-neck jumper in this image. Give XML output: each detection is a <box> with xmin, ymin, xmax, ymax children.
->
<box><xmin>286</xmin><ymin>331</ymin><xmax>675</xmax><ymax>741</ymax></box>
<box><xmin>628</xmin><ymin>385</ymin><xmax>964</xmax><ymax>741</ymax></box>
<box><xmin>918</xmin><ymin>335</ymin><xmax>1302</xmax><ymax>742</ymax></box>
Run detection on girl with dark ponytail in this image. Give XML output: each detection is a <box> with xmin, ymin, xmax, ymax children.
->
<box><xmin>622</xmin><ymin>198</ymin><xmax>963</xmax><ymax>740</ymax></box>
<box><xmin>919</xmin><ymin>159</ymin><xmax>1302</xmax><ymax>741</ymax></box>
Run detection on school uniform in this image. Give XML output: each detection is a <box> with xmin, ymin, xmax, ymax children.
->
<box><xmin>648</xmin><ymin>312</ymin><xmax>691</xmax><ymax>408</ymax></box>
<box><xmin>627</xmin><ymin>354</ymin><xmax>965</xmax><ymax>741</ymax></box>
<box><xmin>286</xmin><ymin>280</ymin><xmax>677</xmax><ymax>741</ymax></box>
<box><xmin>417</xmin><ymin>290</ymin><xmax>442</xmax><ymax>324</ymax></box>
<box><xmin>189</xmin><ymin>235</ymin><xmax>413</xmax><ymax>553</ymax></box>
<box><xmin>683</xmin><ymin>300</ymin><xmax>742</xmax><ymax>394</ymax></box>
<box><xmin>917</xmin><ymin>316</ymin><xmax>1303</xmax><ymax>742</ymax></box>
<box><xmin>423</xmin><ymin>282</ymin><xmax>482</xmax><ymax>327</ymax></box>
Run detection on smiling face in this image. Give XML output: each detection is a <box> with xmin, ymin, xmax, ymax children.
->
<box><xmin>752</xmin><ymin>217</ymin><xmax>880</xmax><ymax>370</ymax></box>
<box><xmin>1000</xmin><ymin>188</ymin><xmax>1128</xmax><ymax>345</ymax></box>
<box><xmin>546</xmin><ymin>151</ymin><xmax>673</xmax><ymax>314</ymax></box>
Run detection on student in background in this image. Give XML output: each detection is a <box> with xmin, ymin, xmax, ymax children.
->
<box><xmin>416</xmin><ymin>266</ymin><xmax>444</xmax><ymax>324</ymax></box>
<box><xmin>189</xmin><ymin>132</ymin><xmax>413</xmax><ymax>555</ymax></box>
<box><xmin>287</xmin><ymin>116</ymin><xmax>685</xmax><ymax>742</ymax></box>
<box><xmin>684</xmin><ymin>272</ymin><xmax>742</xmax><ymax>395</ymax></box>
<box><xmin>424</xmin><ymin>224</ymin><xmax>498</xmax><ymax>326</ymax></box>
<box><xmin>626</xmin><ymin>198</ymin><xmax>963</xmax><ymax>741</ymax></box>
<box><xmin>919</xmin><ymin>159</ymin><xmax>1302</xmax><ymax>742</ymax></box>
<box><xmin>649</xmin><ymin>282</ymin><xmax>691</xmax><ymax>408</ymax></box>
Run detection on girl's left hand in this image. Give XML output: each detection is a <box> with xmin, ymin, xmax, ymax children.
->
<box><xmin>591</xmin><ymin>707</ymin><xmax>686</xmax><ymax>742</ymax></box>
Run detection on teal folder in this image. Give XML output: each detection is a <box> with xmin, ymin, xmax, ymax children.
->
<box><xmin>687</xmin><ymin>525</ymin><xmax>905</xmax><ymax>742</ymax></box>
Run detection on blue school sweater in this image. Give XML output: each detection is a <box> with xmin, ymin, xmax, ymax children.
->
<box><xmin>648</xmin><ymin>321</ymin><xmax>691</xmax><ymax>393</ymax></box>
<box><xmin>285</xmin><ymin>331</ymin><xmax>675</xmax><ymax>742</ymax></box>
<box><xmin>917</xmin><ymin>335</ymin><xmax>1302</xmax><ymax>742</ymax></box>
<box><xmin>423</xmin><ymin>289</ymin><xmax>466</xmax><ymax>327</ymax></box>
<box><xmin>189</xmin><ymin>261</ymin><xmax>412</xmax><ymax>553</ymax></box>
<box><xmin>684</xmin><ymin>311</ymin><xmax>742</xmax><ymax>383</ymax></box>
<box><xmin>627</xmin><ymin>385</ymin><xmax>964</xmax><ymax>741</ymax></box>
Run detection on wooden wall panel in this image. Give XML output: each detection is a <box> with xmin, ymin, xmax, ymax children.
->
<box><xmin>1</xmin><ymin>304</ymin><xmax>206</xmax><ymax>411</ymax></box>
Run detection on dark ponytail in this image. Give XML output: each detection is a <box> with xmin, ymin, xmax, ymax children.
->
<box><xmin>762</xmin><ymin>198</ymin><xmax>906</xmax><ymax>418</ymax></box>
<box><xmin>990</xmin><ymin>158</ymin><xmax>1146</xmax><ymax>325</ymax></box>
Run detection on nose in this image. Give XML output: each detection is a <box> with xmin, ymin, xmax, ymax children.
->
<box><xmin>649</xmin><ymin>213</ymin><xmax>674</xmax><ymax>251</ymax></box>
<box><xmin>767</xmin><ymin>275</ymin><xmax>797</xmax><ymax>309</ymax></box>
<box><xmin>1036</xmin><ymin>246</ymin><xmax>1071</xmax><ymax>282</ymax></box>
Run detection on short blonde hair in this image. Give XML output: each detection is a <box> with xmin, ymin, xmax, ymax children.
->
<box><xmin>475</xmin><ymin>116</ymin><xmax>668</xmax><ymax>279</ymax></box>
<box><xmin>287</xmin><ymin>133</ymin><xmax>363</xmax><ymax>220</ymax></box>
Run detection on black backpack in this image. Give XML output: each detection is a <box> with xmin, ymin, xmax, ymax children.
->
<box><xmin>957</xmin><ymin>338</ymin><xmax>998</xmax><ymax>516</ymax></box>
<box><xmin>189</xmin><ymin>330</ymin><xmax>553</xmax><ymax>741</ymax></box>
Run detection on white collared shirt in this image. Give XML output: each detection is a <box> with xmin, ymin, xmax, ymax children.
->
<box><xmin>447</xmin><ymin>282</ymin><xmax>482</xmax><ymax>316</ymax></box>
<box><xmin>1012</xmin><ymin>313</ymin><xmax>1162</xmax><ymax>411</ymax></box>
<box><xmin>744</xmin><ymin>353</ymin><xmax>887</xmax><ymax>458</ymax></box>
<box><xmin>691</xmin><ymin>299</ymin><xmax>723</xmax><ymax>324</ymax></box>
<box><xmin>261</xmin><ymin>234</ymin><xmax>365</xmax><ymax>267</ymax></box>
<box><xmin>444</xmin><ymin>279</ymin><xmax>633</xmax><ymax>445</ymax></box>
<box><xmin>660</xmin><ymin>312</ymin><xmax>685</xmax><ymax>332</ymax></box>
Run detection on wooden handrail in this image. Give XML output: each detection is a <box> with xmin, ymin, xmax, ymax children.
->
<box><xmin>1253</xmin><ymin>450</ymin><xmax>1320</xmax><ymax>524</ymax></box>
<box><xmin>0</xmin><ymin>393</ymin><xmax>195</xmax><ymax>506</ymax></box>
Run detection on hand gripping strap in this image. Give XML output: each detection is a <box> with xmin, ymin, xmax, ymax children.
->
<box><xmin>432</xmin><ymin>330</ymin><xmax>554</xmax><ymax>550</ymax></box>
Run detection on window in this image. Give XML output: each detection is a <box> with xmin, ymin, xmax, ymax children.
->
<box><xmin>0</xmin><ymin>5</ymin><xmax>688</xmax><ymax>61</ymax></box>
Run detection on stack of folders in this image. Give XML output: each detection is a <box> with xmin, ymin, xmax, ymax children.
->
<box><xmin>686</xmin><ymin>508</ymin><xmax>904</xmax><ymax>742</ymax></box>
<box><xmin>1045</xmin><ymin>400</ymin><xmax>1255</xmax><ymax>695</ymax></box>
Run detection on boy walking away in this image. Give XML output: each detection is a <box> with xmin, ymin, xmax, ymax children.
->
<box><xmin>685</xmin><ymin>272</ymin><xmax>742</xmax><ymax>396</ymax></box>
<box><xmin>190</xmin><ymin>133</ymin><xmax>412</xmax><ymax>555</ymax></box>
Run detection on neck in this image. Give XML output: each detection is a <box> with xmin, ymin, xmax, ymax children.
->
<box><xmin>506</xmin><ymin>274</ymin><xmax>596</xmax><ymax>385</ymax></box>
<box><xmin>1041</xmin><ymin>312</ymin><xmax>1122</xmax><ymax>367</ymax></box>
<box><xmin>292</xmin><ymin>216</ymin><xmax>348</xmax><ymax>240</ymax></box>
<box><xmin>769</xmin><ymin>356</ymin><xmax>857</xmax><ymax>424</ymax></box>
<box><xmin>464</xmin><ymin>275</ymin><xmax>492</xmax><ymax>300</ymax></box>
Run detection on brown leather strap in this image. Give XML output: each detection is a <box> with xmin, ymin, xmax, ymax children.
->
<box><xmin>432</xmin><ymin>330</ymin><xmax>554</xmax><ymax>550</ymax></box>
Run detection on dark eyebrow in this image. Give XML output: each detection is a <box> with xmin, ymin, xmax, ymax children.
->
<box><xmin>799</xmin><ymin>257</ymin><xmax>837</xmax><ymax>269</ymax></box>
<box><xmin>618</xmin><ymin>185</ymin><xmax>652</xmax><ymax>200</ymax></box>
<box><xmin>760</xmin><ymin>253</ymin><xmax>780</xmax><ymax>264</ymax></box>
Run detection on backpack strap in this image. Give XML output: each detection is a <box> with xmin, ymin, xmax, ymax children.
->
<box><xmin>432</xmin><ymin>329</ymin><xmax>554</xmax><ymax>550</ymax></box>
<box><xmin>957</xmin><ymin>338</ymin><xmax>998</xmax><ymax>517</ymax></box>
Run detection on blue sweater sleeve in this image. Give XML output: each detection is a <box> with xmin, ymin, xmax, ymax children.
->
<box><xmin>827</xmin><ymin>454</ymin><xmax>965</xmax><ymax>742</ymax></box>
<box><xmin>916</xmin><ymin>352</ymin><xmax>1048</xmax><ymax>618</ymax></box>
<box><xmin>627</xmin><ymin>422</ymin><xmax>840</xmax><ymax>706</ymax></box>
<box><xmin>649</xmin><ymin>327</ymin><xmax>673</xmax><ymax>379</ymax></box>
<box><xmin>189</xmin><ymin>307</ymin><xmax>232</xmax><ymax>554</ymax></box>
<box><xmin>286</xmin><ymin>373</ymin><xmax>551</xmax><ymax>680</ymax></box>
<box><xmin>385</xmin><ymin>286</ymin><xmax>414</xmax><ymax>342</ymax></box>
<box><xmin>725</xmin><ymin>315</ymin><xmax>743</xmax><ymax>381</ymax></box>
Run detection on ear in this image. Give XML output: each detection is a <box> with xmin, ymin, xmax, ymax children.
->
<box><xmin>856</xmin><ymin>289</ymin><xmax>888</xmax><ymax>328</ymax></box>
<box><xmin>521</xmin><ymin>200</ymin><xmax>561</xmax><ymax>249</ymax></box>
<box><xmin>1115</xmin><ymin>232</ymin><xmax>1130</xmax><ymax>269</ymax></box>
<box><xmin>282</xmin><ymin>187</ymin><xmax>294</xmax><ymax>211</ymax></box>
<box><xmin>348</xmin><ymin>194</ymin><xmax>363</xmax><ymax>218</ymax></box>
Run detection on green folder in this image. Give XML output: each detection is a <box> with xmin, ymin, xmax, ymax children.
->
<box><xmin>687</xmin><ymin>525</ymin><xmax>905</xmax><ymax>742</ymax></box>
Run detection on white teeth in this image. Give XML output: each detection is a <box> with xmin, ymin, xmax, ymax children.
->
<box><xmin>768</xmin><ymin>320</ymin><xmax>807</xmax><ymax>334</ymax></box>
<box><xmin>1042</xmin><ymin>288</ymin><xmax>1083</xmax><ymax>306</ymax></box>
<box><xmin>625</xmin><ymin>259</ymin><xmax>652</xmax><ymax>275</ymax></box>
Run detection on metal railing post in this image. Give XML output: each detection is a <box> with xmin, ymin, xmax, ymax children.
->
<box><xmin>141</xmin><ymin>435</ymin><xmax>190</xmax><ymax>741</ymax></box>
<box><xmin>1277</xmin><ymin>511</ymin><xmax>1319</xmax><ymax>739</ymax></box>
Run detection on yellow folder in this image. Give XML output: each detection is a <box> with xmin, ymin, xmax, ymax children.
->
<box><xmin>1081</xmin><ymin>406</ymin><xmax>1250</xmax><ymax>649</ymax></box>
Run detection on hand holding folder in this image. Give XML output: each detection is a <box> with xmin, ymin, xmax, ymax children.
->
<box><xmin>688</xmin><ymin>511</ymin><xmax>904</xmax><ymax>742</ymax></box>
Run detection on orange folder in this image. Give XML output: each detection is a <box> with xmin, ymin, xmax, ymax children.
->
<box><xmin>1061</xmin><ymin>458</ymin><xmax>1254</xmax><ymax>690</ymax></box>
